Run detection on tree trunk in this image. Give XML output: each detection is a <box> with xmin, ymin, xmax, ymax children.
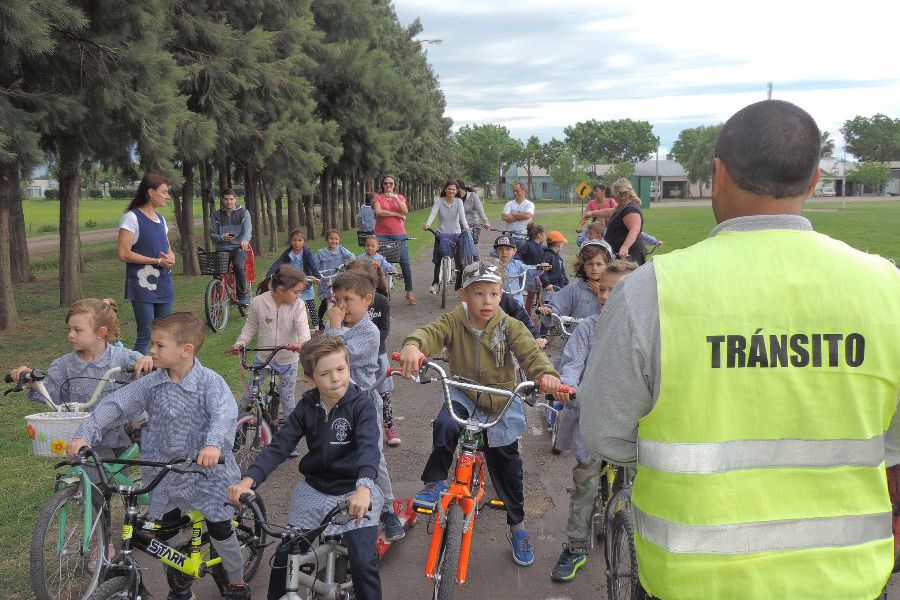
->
<box><xmin>275</xmin><ymin>189</ymin><xmax>285</xmax><ymax>232</ymax></box>
<box><xmin>225</xmin><ymin>156</ymin><xmax>233</xmax><ymax>190</ymax></box>
<box><xmin>244</xmin><ymin>168</ymin><xmax>262</xmax><ymax>255</ymax></box>
<box><xmin>58</xmin><ymin>140</ymin><xmax>83</xmax><ymax>307</ymax></box>
<box><xmin>526</xmin><ymin>158</ymin><xmax>534</xmax><ymax>197</ymax></box>
<box><xmin>261</xmin><ymin>180</ymin><xmax>277</xmax><ymax>252</ymax></box>
<box><xmin>218</xmin><ymin>157</ymin><xmax>227</xmax><ymax>194</ymax></box>
<box><xmin>341</xmin><ymin>173</ymin><xmax>350</xmax><ymax>230</ymax></box>
<box><xmin>0</xmin><ymin>162</ymin><xmax>20</xmax><ymax>329</ymax></box>
<box><xmin>287</xmin><ymin>187</ymin><xmax>299</xmax><ymax>232</ymax></box>
<box><xmin>5</xmin><ymin>167</ymin><xmax>34</xmax><ymax>284</ymax></box>
<box><xmin>319</xmin><ymin>173</ymin><xmax>329</xmax><ymax>237</ymax></box>
<box><xmin>200</xmin><ymin>160</ymin><xmax>212</xmax><ymax>251</ymax></box>
<box><xmin>179</xmin><ymin>162</ymin><xmax>199</xmax><ymax>275</ymax></box>
<box><xmin>303</xmin><ymin>193</ymin><xmax>315</xmax><ymax>240</ymax></box>
<box><xmin>349</xmin><ymin>178</ymin><xmax>358</xmax><ymax>228</ymax></box>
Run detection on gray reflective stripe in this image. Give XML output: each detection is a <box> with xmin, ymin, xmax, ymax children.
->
<box><xmin>634</xmin><ymin>508</ymin><xmax>892</xmax><ymax>555</ymax></box>
<box><xmin>638</xmin><ymin>435</ymin><xmax>884</xmax><ymax>474</ymax></box>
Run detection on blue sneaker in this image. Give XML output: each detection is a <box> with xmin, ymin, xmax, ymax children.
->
<box><xmin>413</xmin><ymin>480</ymin><xmax>448</xmax><ymax>511</ymax></box>
<box><xmin>507</xmin><ymin>529</ymin><xmax>535</xmax><ymax>566</ymax></box>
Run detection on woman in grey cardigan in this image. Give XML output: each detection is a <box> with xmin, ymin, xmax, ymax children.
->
<box><xmin>424</xmin><ymin>180</ymin><xmax>474</xmax><ymax>292</ymax></box>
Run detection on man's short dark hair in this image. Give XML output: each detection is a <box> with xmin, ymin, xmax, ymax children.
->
<box><xmin>715</xmin><ymin>100</ymin><xmax>821</xmax><ymax>199</ymax></box>
<box><xmin>221</xmin><ymin>188</ymin><xmax>235</xmax><ymax>198</ymax></box>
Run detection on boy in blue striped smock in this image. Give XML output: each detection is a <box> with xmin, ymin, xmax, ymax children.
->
<box><xmin>69</xmin><ymin>312</ymin><xmax>249</xmax><ymax>600</ymax></box>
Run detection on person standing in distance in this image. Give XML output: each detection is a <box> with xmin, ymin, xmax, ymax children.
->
<box><xmin>500</xmin><ymin>182</ymin><xmax>534</xmax><ymax>248</ymax></box>
<box><xmin>209</xmin><ymin>188</ymin><xmax>252</xmax><ymax>308</ymax></box>
<box><xmin>373</xmin><ymin>174</ymin><xmax>416</xmax><ymax>306</ymax></box>
<box><xmin>579</xmin><ymin>99</ymin><xmax>900</xmax><ymax>600</ymax></box>
<box><xmin>117</xmin><ymin>173</ymin><xmax>176</xmax><ymax>355</ymax></box>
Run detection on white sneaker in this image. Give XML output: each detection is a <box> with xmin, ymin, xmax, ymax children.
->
<box><xmin>430</xmin><ymin>284</ymin><xmax>440</xmax><ymax>294</ymax></box>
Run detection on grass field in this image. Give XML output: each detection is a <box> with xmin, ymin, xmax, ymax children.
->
<box><xmin>2</xmin><ymin>199</ymin><xmax>898</xmax><ymax>597</ymax></box>
<box><xmin>23</xmin><ymin>197</ymin><xmax>207</xmax><ymax>236</ymax></box>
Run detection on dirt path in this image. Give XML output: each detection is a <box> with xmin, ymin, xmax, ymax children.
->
<box><xmin>136</xmin><ymin>230</ymin><xmax>899</xmax><ymax>600</ymax></box>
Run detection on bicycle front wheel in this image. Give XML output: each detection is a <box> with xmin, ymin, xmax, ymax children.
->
<box><xmin>607</xmin><ymin>507</ymin><xmax>646</xmax><ymax>600</ymax></box>
<box><xmin>31</xmin><ymin>484</ymin><xmax>108</xmax><ymax>600</ymax></box>
<box><xmin>440</xmin><ymin>257</ymin><xmax>451</xmax><ymax>309</ymax></box>
<box><xmin>433</xmin><ymin>502</ymin><xmax>464</xmax><ymax>600</ymax></box>
<box><xmin>87</xmin><ymin>576</ymin><xmax>131</xmax><ymax>599</ymax></box>
<box><xmin>233</xmin><ymin>412</ymin><xmax>272</xmax><ymax>471</ymax></box>
<box><xmin>204</xmin><ymin>278</ymin><xmax>230</xmax><ymax>332</ymax></box>
<box><xmin>236</xmin><ymin>492</ymin><xmax>267</xmax><ymax>580</ymax></box>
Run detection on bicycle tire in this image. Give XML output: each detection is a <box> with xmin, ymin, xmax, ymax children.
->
<box><xmin>236</xmin><ymin>491</ymin><xmax>267</xmax><ymax>580</ymax></box>
<box><xmin>204</xmin><ymin>278</ymin><xmax>229</xmax><ymax>332</ymax></box>
<box><xmin>606</xmin><ymin>505</ymin><xmax>646</xmax><ymax>600</ymax></box>
<box><xmin>86</xmin><ymin>576</ymin><xmax>131</xmax><ymax>599</ymax></box>
<box><xmin>549</xmin><ymin>413</ymin><xmax>561</xmax><ymax>455</ymax></box>
<box><xmin>433</xmin><ymin>502</ymin><xmax>464</xmax><ymax>600</ymax></box>
<box><xmin>31</xmin><ymin>483</ymin><xmax>109</xmax><ymax>600</ymax></box>
<box><xmin>233</xmin><ymin>412</ymin><xmax>272</xmax><ymax>472</ymax></box>
<box><xmin>440</xmin><ymin>258</ymin><xmax>448</xmax><ymax>309</ymax></box>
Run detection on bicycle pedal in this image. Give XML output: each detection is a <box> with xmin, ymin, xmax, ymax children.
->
<box><xmin>415</xmin><ymin>507</ymin><xmax>434</xmax><ymax>515</ymax></box>
<box><xmin>486</xmin><ymin>499</ymin><xmax>506</xmax><ymax>510</ymax></box>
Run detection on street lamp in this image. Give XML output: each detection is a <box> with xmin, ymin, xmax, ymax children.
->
<box><xmin>413</xmin><ymin>38</ymin><xmax>443</xmax><ymax>45</ymax></box>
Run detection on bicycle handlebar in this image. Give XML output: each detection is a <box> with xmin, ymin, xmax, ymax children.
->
<box><xmin>4</xmin><ymin>366</ymin><xmax>148</xmax><ymax>412</ymax></box>
<box><xmin>231</xmin><ymin>346</ymin><xmax>302</xmax><ymax>371</ymax></box>
<box><xmin>547</xmin><ymin>313</ymin><xmax>584</xmax><ymax>337</ymax></box>
<box><xmin>239</xmin><ymin>493</ymin><xmax>351</xmax><ymax>540</ymax></box>
<box><xmin>388</xmin><ymin>353</ymin><xmax>572</xmax><ymax>430</ymax></box>
<box><xmin>61</xmin><ymin>447</ymin><xmax>224</xmax><ymax>497</ymax></box>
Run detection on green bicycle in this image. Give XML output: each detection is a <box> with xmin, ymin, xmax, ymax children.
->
<box><xmin>3</xmin><ymin>367</ymin><xmax>149</xmax><ymax>600</ymax></box>
<box><xmin>61</xmin><ymin>449</ymin><xmax>266</xmax><ymax>599</ymax></box>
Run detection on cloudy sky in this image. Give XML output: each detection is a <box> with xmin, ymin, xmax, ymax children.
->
<box><xmin>392</xmin><ymin>0</ymin><xmax>900</xmax><ymax>155</ymax></box>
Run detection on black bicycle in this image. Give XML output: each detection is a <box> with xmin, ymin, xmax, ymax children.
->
<box><xmin>228</xmin><ymin>345</ymin><xmax>301</xmax><ymax>470</ymax></box>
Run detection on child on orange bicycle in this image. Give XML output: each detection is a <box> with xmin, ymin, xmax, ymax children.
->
<box><xmin>399</xmin><ymin>261</ymin><xmax>561</xmax><ymax>566</ymax></box>
<box><xmin>228</xmin><ymin>335</ymin><xmax>383</xmax><ymax>600</ymax></box>
<box><xmin>550</xmin><ymin>260</ymin><xmax>637</xmax><ymax>583</ymax></box>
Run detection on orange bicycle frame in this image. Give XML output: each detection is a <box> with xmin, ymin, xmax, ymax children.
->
<box><xmin>424</xmin><ymin>449</ymin><xmax>485</xmax><ymax>586</ymax></box>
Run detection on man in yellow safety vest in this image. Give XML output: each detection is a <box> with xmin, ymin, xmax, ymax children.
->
<box><xmin>579</xmin><ymin>99</ymin><xmax>900</xmax><ymax>600</ymax></box>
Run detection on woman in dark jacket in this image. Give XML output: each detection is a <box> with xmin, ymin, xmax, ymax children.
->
<box><xmin>591</xmin><ymin>178</ymin><xmax>647</xmax><ymax>265</ymax></box>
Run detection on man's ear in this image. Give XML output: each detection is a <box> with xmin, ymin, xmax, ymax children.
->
<box><xmin>803</xmin><ymin>168</ymin><xmax>821</xmax><ymax>199</ymax></box>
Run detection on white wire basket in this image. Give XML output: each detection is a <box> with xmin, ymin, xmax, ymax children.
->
<box><xmin>25</xmin><ymin>411</ymin><xmax>91</xmax><ymax>457</ymax></box>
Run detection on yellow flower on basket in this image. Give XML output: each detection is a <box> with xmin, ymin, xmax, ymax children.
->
<box><xmin>50</xmin><ymin>439</ymin><xmax>67</xmax><ymax>455</ymax></box>
<box><xmin>25</xmin><ymin>424</ymin><xmax>36</xmax><ymax>439</ymax></box>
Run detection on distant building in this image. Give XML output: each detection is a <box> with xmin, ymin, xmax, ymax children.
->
<box><xmin>26</xmin><ymin>179</ymin><xmax>59</xmax><ymax>198</ymax></box>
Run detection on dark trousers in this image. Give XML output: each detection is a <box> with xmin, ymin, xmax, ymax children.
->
<box><xmin>229</xmin><ymin>248</ymin><xmax>248</xmax><ymax>303</ymax></box>
<box><xmin>422</xmin><ymin>402</ymin><xmax>525</xmax><ymax>526</ymax></box>
<box><xmin>267</xmin><ymin>525</ymin><xmax>381</xmax><ymax>600</ymax></box>
<box><xmin>317</xmin><ymin>298</ymin><xmax>329</xmax><ymax>330</ymax></box>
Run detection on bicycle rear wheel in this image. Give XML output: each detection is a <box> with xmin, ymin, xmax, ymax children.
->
<box><xmin>31</xmin><ymin>484</ymin><xmax>108</xmax><ymax>600</ymax></box>
<box><xmin>606</xmin><ymin>503</ymin><xmax>646</xmax><ymax>600</ymax></box>
<box><xmin>433</xmin><ymin>502</ymin><xmax>464</xmax><ymax>600</ymax></box>
<box><xmin>204</xmin><ymin>278</ymin><xmax>229</xmax><ymax>332</ymax></box>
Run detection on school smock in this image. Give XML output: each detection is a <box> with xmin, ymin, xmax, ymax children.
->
<box><xmin>501</xmin><ymin>259</ymin><xmax>528</xmax><ymax>305</ymax></box>
<box><xmin>548</xmin><ymin>279</ymin><xmax>599</xmax><ymax>320</ymax></box>
<box><xmin>120</xmin><ymin>209</ymin><xmax>173</xmax><ymax>304</ymax></box>
<box><xmin>553</xmin><ymin>313</ymin><xmax>600</xmax><ymax>463</ymax></box>
<box><xmin>75</xmin><ymin>359</ymin><xmax>241</xmax><ymax>522</ymax></box>
<box><xmin>315</xmin><ymin>245</ymin><xmax>356</xmax><ymax>299</ymax></box>
<box><xmin>29</xmin><ymin>344</ymin><xmax>142</xmax><ymax>449</ymax></box>
<box><xmin>266</xmin><ymin>246</ymin><xmax>321</xmax><ymax>301</ymax></box>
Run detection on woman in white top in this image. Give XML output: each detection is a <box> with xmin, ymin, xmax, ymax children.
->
<box><xmin>424</xmin><ymin>180</ymin><xmax>473</xmax><ymax>292</ymax></box>
<box><xmin>116</xmin><ymin>173</ymin><xmax>176</xmax><ymax>354</ymax></box>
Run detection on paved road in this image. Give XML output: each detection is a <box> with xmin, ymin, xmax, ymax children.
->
<box><xmin>134</xmin><ymin>223</ymin><xmax>898</xmax><ymax>600</ymax></box>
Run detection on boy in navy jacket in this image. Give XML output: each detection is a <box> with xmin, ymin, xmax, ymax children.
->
<box><xmin>229</xmin><ymin>335</ymin><xmax>383</xmax><ymax>600</ymax></box>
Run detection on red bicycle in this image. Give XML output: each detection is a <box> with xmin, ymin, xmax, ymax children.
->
<box><xmin>198</xmin><ymin>247</ymin><xmax>256</xmax><ymax>332</ymax></box>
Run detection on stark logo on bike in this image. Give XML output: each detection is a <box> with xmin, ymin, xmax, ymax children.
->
<box><xmin>146</xmin><ymin>538</ymin><xmax>187</xmax><ymax>568</ymax></box>
<box><xmin>331</xmin><ymin>418</ymin><xmax>351</xmax><ymax>445</ymax></box>
<box><xmin>136</xmin><ymin>264</ymin><xmax>161</xmax><ymax>291</ymax></box>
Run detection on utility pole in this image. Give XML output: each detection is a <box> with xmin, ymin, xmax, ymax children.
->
<box><xmin>655</xmin><ymin>135</ymin><xmax>660</xmax><ymax>202</ymax></box>
<box><xmin>766</xmin><ymin>82</ymin><xmax>773</xmax><ymax>99</ymax></box>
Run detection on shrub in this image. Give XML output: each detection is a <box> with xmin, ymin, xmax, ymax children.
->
<box><xmin>88</xmin><ymin>190</ymin><xmax>103</xmax><ymax>198</ymax></box>
<box><xmin>44</xmin><ymin>189</ymin><xmax>59</xmax><ymax>200</ymax></box>
<box><xmin>85</xmin><ymin>219</ymin><xmax>99</xmax><ymax>229</ymax></box>
<box><xmin>110</xmin><ymin>189</ymin><xmax>132</xmax><ymax>199</ymax></box>
<box><xmin>38</xmin><ymin>223</ymin><xmax>57</xmax><ymax>233</ymax></box>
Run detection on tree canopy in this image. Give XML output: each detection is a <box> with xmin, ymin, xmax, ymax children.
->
<box><xmin>563</xmin><ymin>118</ymin><xmax>657</xmax><ymax>168</ymax></box>
<box><xmin>840</xmin><ymin>114</ymin><xmax>900</xmax><ymax>163</ymax></box>
<box><xmin>670</xmin><ymin>124</ymin><xmax>722</xmax><ymax>195</ymax></box>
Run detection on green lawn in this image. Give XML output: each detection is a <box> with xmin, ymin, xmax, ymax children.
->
<box><xmin>2</xmin><ymin>199</ymin><xmax>898</xmax><ymax>597</ymax></box>
<box><xmin>23</xmin><ymin>197</ymin><xmax>205</xmax><ymax>237</ymax></box>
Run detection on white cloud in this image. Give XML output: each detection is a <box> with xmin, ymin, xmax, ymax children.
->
<box><xmin>393</xmin><ymin>0</ymin><xmax>900</xmax><ymax>149</ymax></box>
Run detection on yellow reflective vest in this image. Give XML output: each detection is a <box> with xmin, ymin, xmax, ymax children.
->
<box><xmin>635</xmin><ymin>228</ymin><xmax>900</xmax><ymax>600</ymax></box>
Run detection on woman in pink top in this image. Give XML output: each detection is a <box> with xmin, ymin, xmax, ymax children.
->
<box><xmin>373</xmin><ymin>173</ymin><xmax>416</xmax><ymax>305</ymax></box>
<box><xmin>577</xmin><ymin>184</ymin><xmax>617</xmax><ymax>233</ymax></box>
